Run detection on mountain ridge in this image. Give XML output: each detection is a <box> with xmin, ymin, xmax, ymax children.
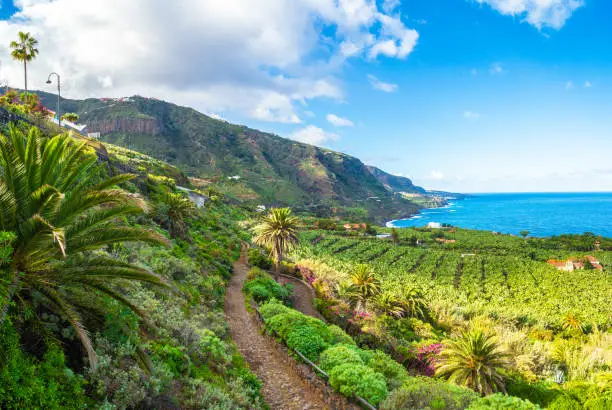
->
<box><xmin>35</xmin><ymin>91</ymin><xmax>430</xmax><ymax>222</ymax></box>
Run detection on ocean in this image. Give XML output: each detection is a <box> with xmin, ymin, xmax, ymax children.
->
<box><xmin>389</xmin><ymin>192</ymin><xmax>612</xmax><ymax>238</ymax></box>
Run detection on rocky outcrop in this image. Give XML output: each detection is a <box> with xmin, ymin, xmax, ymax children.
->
<box><xmin>87</xmin><ymin>118</ymin><xmax>161</xmax><ymax>135</ymax></box>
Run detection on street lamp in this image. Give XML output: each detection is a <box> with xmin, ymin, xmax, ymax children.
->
<box><xmin>46</xmin><ymin>72</ymin><xmax>61</xmax><ymax>127</ymax></box>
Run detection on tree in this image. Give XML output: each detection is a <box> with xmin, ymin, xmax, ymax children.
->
<box><xmin>10</xmin><ymin>32</ymin><xmax>39</xmax><ymax>92</ymax></box>
<box><xmin>436</xmin><ymin>329</ymin><xmax>509</xmax><ymax>396</ymax></box>
<box><xmin>0</xmin><ymin>125</ymin><xmax>167</xmax><ymax>367</ymax></box>
<box><xmin>373</xmin><ymin>292</ymin><xmax>405</xmax><ymax>318</ymax></box>
<box><xmin>350</xmin><ymin>264</ymin><xmax>380</xmax><ymax>311</ymax></box>
<box><xmin>155</xmin><ymin>192</ymin><xmax>196</xmax><ymax>239</ymax></box>
<box><xmin>520</xmin><ymin>230</ymin><xmax>530</xmax><ymax>239</ymax></box>
<box><xmin>399</xmin><ymin>286</ymin><xmax>427</xmax><ymax>319</ymax></box>
<box><xmin>252</xmin><ymin>208</ymin><xmax>300</xmax><ymax>281</ymax></box>
<box><xmin>391</xmin><ymin>228</ymin><xmax>400</xmax><ymax>245</ymax></box>
<box><xmin>61</xmin><ymin>112</ymin><xmax>79</xmax><ymax>123</ymax></box>
<box><xmin>562</xmin><ymin>312</ymin><xmax>585</xmax><ymax>334</ymax></box>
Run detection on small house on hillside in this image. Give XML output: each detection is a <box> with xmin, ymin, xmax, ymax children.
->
<box><xmin>436</xmin><ymin>238</ymin><xmax>456</xmax><ymax>244</ymax></box>
<box><xmin>547</xmin><ymin>256</ymin><xmax>603</xmax><ymax>272</ymax></box>
<box><xmin>427</xmin><ymin>222</ymin><xmax>441</xmax><ymax>229</ymax></box>
<box><xmin>343</xmin><ymin>223</ymin><xmax>367</xmax><ymax>231</ymax></box>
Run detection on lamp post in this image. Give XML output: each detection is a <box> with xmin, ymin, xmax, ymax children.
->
<box><xmin>46</xmin><ymin>72</ymin><xmax>61</xmax><ymax>127</ymax></box>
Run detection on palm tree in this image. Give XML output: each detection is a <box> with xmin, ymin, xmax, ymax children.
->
<box><xmin>399</xmin><ymin>286</ymin><xmax>427</xmax><ymax>319</ymax></box>
<box><xmin>155</xmin><ymin>192</ymin><xmax>196</xmax><ymax>239</ymax></box>
<box><xmin>252</xmin><ymin>207</ymin><xmax>300</xmax><ymax>281</ymax></box>
<box><xmin>562</xmin><ymin>312</ymin><xmax>585</xmax><ymax>334</ymax></box>
<box><xmin>373</xmin><ymin>292</ymin><xmax>405</xmax><ymax>318</ymax></box>
<box><xmin>436</xmin><ymin>329</ymin><xmax>509</xmax><ymax>395</ymax></box>
<box><xmin>0</xmin><ymin>125</ymin><xmax>167</xmax><ymax>367</ymax></box>
<box><xmin>350</xmin><ymin>264</ymin><xmax>380</xmax><ymax>311</ymax></box>
<box><xmin>10</xmin><ymin>32</ymin><xmax>39</xmax><ymax>92</ymax></box>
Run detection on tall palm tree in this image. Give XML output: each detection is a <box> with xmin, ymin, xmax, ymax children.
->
<box><xmin>350</xmin><ymin>264</ymin><xmax>380</xmax><ymax>311</ymax></box>
<box><xmin>10</xmin><ymin>32</ymin><xmax>39</xmax><ymax>92</ymax></box>
<box><xmin>252</xmin><ymin>207</ymin><xmax>299</xmax><ymax>281</ymax></box>
<box><xmin>436</xmin><ymin>329</ymin><xmax>509</xmax><ymax>395</ymax></box>
<box><xmin>0</xmin><ymin>125</ymin><xmax>167</xmax><ymax>367</ymax></box>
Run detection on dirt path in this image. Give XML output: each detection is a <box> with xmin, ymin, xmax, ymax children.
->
<box><xmin>225</xmin><ymin>250</ymin><xmax>330</xmax><ymax>410</ymax></box>
<box><xmin>279</xmin><ymin>275</ymin><xmax>323</xmax><ymax>319</ymax></box>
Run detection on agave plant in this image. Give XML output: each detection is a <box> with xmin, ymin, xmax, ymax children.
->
<box><xmin>0</xmin><ymin>125</ymin><xmax>167</xmax><ymax>367</ymax></box>
<box><xmin>436</xmin><ymin>329</ymin><xmax>509</xmax><ymax>395</ymax></box>
<box><xmin>252</xmin><ymin>207</ymin><xmax>300</xmax><ymax>280</ymax></box>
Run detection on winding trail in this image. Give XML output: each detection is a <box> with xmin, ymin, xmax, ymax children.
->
<box><xmin>224</xmin><ymin>249</ymin><xmax>330</xmax><ymax>410</ymax></box>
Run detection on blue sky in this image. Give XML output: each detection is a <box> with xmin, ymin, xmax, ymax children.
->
<box><xmin>1</xmin><ymin>0</ymin><xmax>611</xmax><ymax>192</ymax></box>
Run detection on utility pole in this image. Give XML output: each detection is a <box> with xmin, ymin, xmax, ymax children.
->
<box><xmin>46</xmin><ymin>72</ymin><xmax>61</xmax><ymax>126</ymax></box>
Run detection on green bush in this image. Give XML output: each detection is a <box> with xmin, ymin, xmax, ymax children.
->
<box><xmin>286</xmin><ymin>326</ymin><xmax>329</xmax><ymax>361</ymax></box>
<box><xmin>468</xmin><ymin>393</ymin><xmax>541</xmax><ymax>409</ymax></box>
<box><xmin>248</xmin><ymin>248</ymin><xmax>272</xmax><ymax>270</ymax></box>
<box><xmin>506</xmin><ymin>376</ymin><xmax>561</xmax><ymax>407</ymax></box>
<box><xmin>265</xmin><ymin>311</ymin><xmax>330</xmax><ymax>342</ymax></box>
<box><xmin>366</xmin><ymin>350</ymin><xmax>410</xmax><ymax>390</ymax></box>
<box><xmin>328</xmin><ymin>363</ymin><xmax>388</xmax><ymax>405</ymax></box>
<box><xmin>327</xmin><ymin>324</ymin><xmax>355</xmax><ymax>345</ymax></box>
<box><xmin>243</xmin><ymin>274</ymin><xmax>292</xmax><ymax>303</ymax></box>
<box><xmin>319</xmin><ymin>344</ymin><xmax>364</xmax><ymax>373</ymax></box>
<box><xmin>0</xmin><ymin>320</ymin><xmax>88</xmax><ymax>409</ymax></box>
<box><xmin>380</xmin><ymin>377</ymin><xmax>479</xmax><ymax>410</ymax></box>
<box><xmin>259</xmin><ymin>299</ymin><xmax>293</xmax><ymax>320</ymax></box>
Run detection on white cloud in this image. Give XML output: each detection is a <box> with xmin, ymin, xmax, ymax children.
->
<box><xmin>565</xmin><ymin>81</ymin><xmax>574</xmax><ymax>90</ymax></box>
<box><xmin>490</xmin><ymin>62</ymin><xmax>504</xmax><ymax>75</ymax></box>
<box><xmin>326</xmin><ymin>113</ymin><xmax>354</xmax><ymax>127</ymax></box>
<box><xmin>367</xmin><ymin>74</ymin><xmax>398</xmax><ymax>92</ymax></box>
<box><xmin>426</xmin><ymin>170</ymin><xmax>445</xmax><ymax>181</ymax></box>
<box><xmin>0</xmin><ymin>0</ymin><xmax>418</xmax><ymax>123</ymax></box>
<box><xmin>584</xmin><ymin>81</ymin><xmax>592</xmax><ymax>88</ymax></box>
<box><xmin>290</xmin><ymin>125</ymin><xmax>339</xmax><ymax>146</ymax></box>
<box><xmin>475</xmin><ymin>0</ymin><xmax>585</xmax><ymax>30</ymax></box>
<box><xmin>464</xmin><ymin>110</ymin><xmax>481</xmax><ymax>120</ymax></box>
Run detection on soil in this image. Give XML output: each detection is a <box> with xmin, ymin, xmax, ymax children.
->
<box><xmin>224</xmin><ymin>249</ymin><xmax>331</xmax><ymax>410</ymax></box>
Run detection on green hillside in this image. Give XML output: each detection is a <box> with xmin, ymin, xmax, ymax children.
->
<box><xmin>35</xmin><ymin>91</ymin><xmax>423</xmax><ymax>223</ymax></box>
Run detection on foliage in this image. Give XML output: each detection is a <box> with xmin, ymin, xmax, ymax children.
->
<box><xmin>258</xmin><ymin>298</ymin><xmax>292</xmax><ymax>320</ymax></box>
<box><xmin>9</xmin><ymin>31</ymin><xmax>39</xmax><ymax>91</ymax></box>
<box><xmin>248</xmin><ymin>248</ymin><xmax>273</xmax><ymax>270</ymax></box>
<box><xmin>349</xmin><ymin>264</ymin><xmax>381</xmax><ymax>310</ymax></box>
<box><xmin>286</xmin><ymin>325</ymin><xmax>329</xmax><ymax>361</ymax></box>
<box><xmin>328</xmin><ymin>363</ymin><xmax>388</xmax><ymax>405</ymax></box>
<box><xmin>319</xmin><ymin>344</ymin><xmax>364</xmax><ymax>373</ymax></box>
<box><xmin>0</xmin><ymin>125</ymin><xmax>167</xmax><ymax>365</ymax></box>
<box><xmin>380</xmin><ymin>377</ymin><xmax>480</xmax><ymax>410</ymax></box>
<box><xmin>467</xmin><ymin>393</ymin><xmax>541</xmax><ymax>409</ymax></box>
<box><xmin>436</xmin><ymin>329</ymin><xmax>509</xmax><ymax>395</ymax></box>
<box><xmin>243</xmin><ymin>270</ymin><xmax>293</xmax><ymax>304</ymax></box>
<box><xmin>61</xmin><ymin>113</ymin><xmax>79</xmax><ymax>123</ymax></box>
<box><xmin>0</xmin><ymin>320</ymin><xmax>88</xmax><ymax>409</ymax></box>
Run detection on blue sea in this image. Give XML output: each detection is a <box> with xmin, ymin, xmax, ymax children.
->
<box><xmin>389</xmin><ymin>192</ymin><xmax>612</xmax><ymax>238</ymax></box>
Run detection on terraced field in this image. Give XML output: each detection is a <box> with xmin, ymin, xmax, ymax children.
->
<box><xmin>296</xmin><ymin>229</ymin><xmax>612</xmax><ymax>329</ymax></box>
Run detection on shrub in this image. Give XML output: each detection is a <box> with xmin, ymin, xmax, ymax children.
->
<box><xmin>367</xmin><ymin>350</ymin><xmax>410</xmax><ymax>390</ymax></box>
<box><xmin>265</xmin><ymin>311</ymin><xmax>330</xmax><ymax>342</ymax></box>
<box><xmin>328</xmin><ymin>363</ymin><xmax>388</xmax><ymax>405</ymax></box>
<box><xmin>319</xmin><ymin>344</ymin><xmax>364</xmax><ymax>373</ymax></box>
<box><xmin>380</xmin><ymin>377</ymin><xmax>479</xmax><ymax>410</ymax></box>
<box><xmin>248</xmin><ymin>248</ymin><xmax>272</xmax><ymax>270</ymax></box>
<box><xmin>259</xmin><ymin>300</ymin><xmax>293</xmax><ymax>320</ymax></box>
<box><xmin>243</xmin><ymin>275</ymin><xmax>292</xmax><ymax>304</ymax></box>
<box><xmin>327</xmin><ymin>324</ymin><xmax>356</xmax><ymax>345</ymax></box>
<box><xmin>468</xmin><ymin>393</ymin><xmax>541</xmax><ymax>409</ymax></box>
<box><xmin>0</xmin><ymin>321</ymin><xmax>88</xmax><ymax>409</ymax></box>
<box><xmin>286</xmin><ymin>326</ymin><xmax>329</xmax><ymax>361</ymax></box>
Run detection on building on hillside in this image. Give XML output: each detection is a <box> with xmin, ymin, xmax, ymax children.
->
<box><xmin>547</xmin><ymin>256</ymin><xmax>603</xmax><ymax>272</ymax></box>
<box><xmin>343</xmin><ymin>223</ymin><xmax>367</xmax><ymax>231</ymax></box>
<box><xmin>427</xmin><ymin>222</ymin><xmax>441</xmax><ymax>229</ymax></box>
<box><xmin>436</xmin><ymin>238</ymin><xmax>456</xmax><ymax>244</ymax></box>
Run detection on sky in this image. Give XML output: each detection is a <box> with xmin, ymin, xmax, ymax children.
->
<box><xmin>0</xmin><ymin>0</ymin><xmax>611</xmax><ymax>193</ymax></box>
